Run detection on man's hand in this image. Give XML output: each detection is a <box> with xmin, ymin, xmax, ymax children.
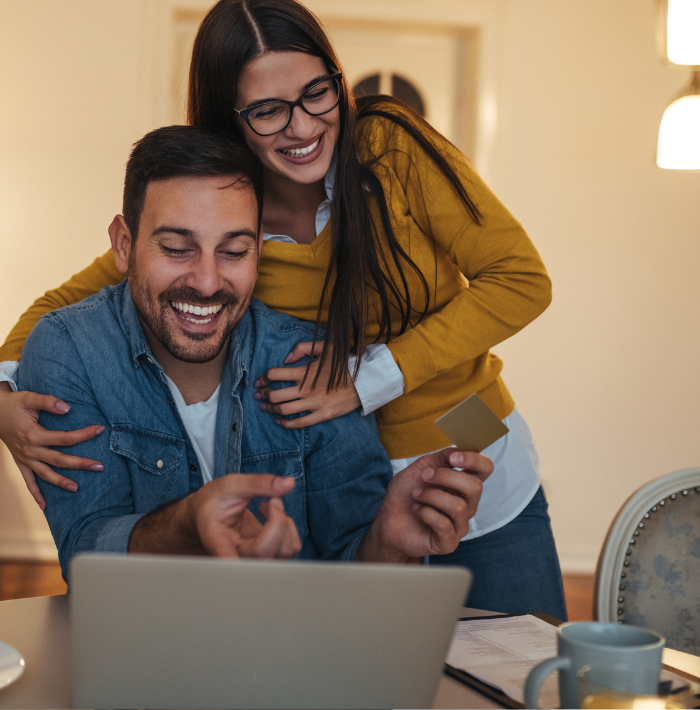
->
<box><xmin>129</xmin><ymin>474</ymin><xmax>302</xmax><ymax>559</ymax></box>
<box><xmin>192</xmin><ymin>475</ymin><xmax>302</xmax><ymax>558</ymax></box>
<box><xmin>357</xmin><ymin>449</ymin><xmax>494</xmax><ymax>562</ymax></box>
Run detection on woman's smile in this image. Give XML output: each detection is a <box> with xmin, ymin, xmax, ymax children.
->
<box><xmin>277</xmin><ymin>133</ymin><xmax>324</xmax><ymax>163</ymax></box>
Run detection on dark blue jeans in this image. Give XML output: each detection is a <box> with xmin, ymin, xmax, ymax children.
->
<box><xmin>429</xmin><ymin>487</ymin><xmax>568</xmax><ymax>621</ymax></box>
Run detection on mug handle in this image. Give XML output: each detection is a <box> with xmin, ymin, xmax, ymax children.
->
<box><xmin>524</xmin><ymin>656</ymin><xmax>571</xmax><ymax>709</ymax></box>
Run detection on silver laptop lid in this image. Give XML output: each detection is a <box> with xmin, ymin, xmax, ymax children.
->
<box><xmin>71</xmin><ymin>553</ymin><xmax>471</xmax><ymax>709</ymax></box>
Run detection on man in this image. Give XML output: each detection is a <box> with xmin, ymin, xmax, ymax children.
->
<box><xmin>18</xmin><ymin>126</ymin><xmax>492</xmax><ymax>578</ymax></box>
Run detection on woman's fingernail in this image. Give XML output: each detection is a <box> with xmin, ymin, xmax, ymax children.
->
<box><xmin>253</xmin><ymin>392</ymin><xmax>261</xmax><ymax>400</ymax></box>
<box><xmin>413</xmin><ymin>487</ymin><xmax>423</xmax><ymax>498</ymax></box>
<box><xmin>258</xmin><ymin>403</ymin><xmax>266</xmax><ymax>412</ymax></box>
<box><xmin>271</xmin><ymin>497</ymin><xmax>284</xmax><ymax>510</ymax></box>
<box><xmin>90</xmin><ymin>463</ymin><xmax>104</xmax><ymax>472</ymax></box>
<box><xmin>253</xmin><ymin>379</ymin><xmax>260</xmax><ymax>388</ymax></box>
<box><xmin>66</xmin><ymin>484</ymin><xmax>78</xmax><ymax>493</ymax></box>
<box><xmin>37</xmin><ymin>501</ymin><xmax>46</xmax><ymax>511</ymax></box>
<box><xmin>55</xmin><ymin>402</ymin><xmax>70</xmax><ymax>413</ymax></box>
<box><xmin>422</xmin><ymin>468</ymin><xmax>434</xmax><ymax>481</ymax></box>
<box><xmin>95</xmin><ymin>425</ymin><xmax>105</xmax><ymax>434</ymax></box>
<box><xmin>412</xmin><ymin>503</ymin><xmax>421</xmax><ymax>511</ymax></box>
<box><xmin>284</xmin><ymin>352</ymin><xmax>293</xmax><ymax>364</ymax></box>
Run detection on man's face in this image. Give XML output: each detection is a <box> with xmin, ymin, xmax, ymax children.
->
<box><xmin>125</xmin><ymin>175</ymin><xmax>260</xmax><ymax>364</ymax></box>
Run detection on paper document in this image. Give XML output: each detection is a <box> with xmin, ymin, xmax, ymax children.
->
<box><xmin>445</xmin><ymin>614</ymin><xmax>560</xmax><ymax>707</ymax></box>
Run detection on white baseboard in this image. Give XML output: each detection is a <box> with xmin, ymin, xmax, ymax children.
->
<box><xmin>0</xmin><ymin>534</ymin><xmax>58</xmax><ymax>562</ymax></box>
<box><xmin>558</xmin><ymin>549</ymin><xmax>598</xmax><ymax>575</ymax></box>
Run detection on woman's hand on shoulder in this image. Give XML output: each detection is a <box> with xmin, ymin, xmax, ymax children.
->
<box><xmin>0</xmin><ymin>382</ymin><xmax>105</xmax><ymax>509</ymax></box>
<box><xmin>253</xmin><ymin>341</ymin><xmax>361</xmax><ymax>429</ymax></box>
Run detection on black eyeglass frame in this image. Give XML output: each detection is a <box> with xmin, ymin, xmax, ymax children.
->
<box><xmin>235</xmin><ymin>72</ymin><xmax>343</xmax><ymax>136</ymax></box>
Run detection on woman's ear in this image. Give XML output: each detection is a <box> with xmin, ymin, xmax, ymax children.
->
<box><xmin>108</xmin><ymin>215</ymin><xmax>132</xmax><ymax>274</ymax></box>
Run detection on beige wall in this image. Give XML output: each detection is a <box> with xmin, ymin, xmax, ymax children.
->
<box><xmin>491</xmin><ymin>0</ymin><xmax>700</xmax><ymax>570</ymax></box>
<box><xmin>0</xmin><ymin>0</ymin><xmax>698</xmax><ymax>570</ymax></box>
<box><xmin>0</xmin><ymin>0</ymin><xmax>150</xmax><ymax>558</ymax></box>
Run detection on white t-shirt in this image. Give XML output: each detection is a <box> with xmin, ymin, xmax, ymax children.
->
<box><xmin>163</xmin><ymin>375</ymin><xmax>219</xmax><ymax>485</ymax></box>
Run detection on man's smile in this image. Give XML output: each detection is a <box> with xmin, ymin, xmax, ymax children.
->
<box><xmin>170</xmin><ymin>301</ymin><xmax>226</xmax><ymax>326</ymax></box>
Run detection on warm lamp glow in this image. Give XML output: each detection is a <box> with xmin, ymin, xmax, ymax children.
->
<box><xmin>656</xmin><ymin>3</ymin><xmax>700</xmax><ymax>169</ymax></box>
<box><xmin>657</xmin><ymin>93</ymin><xmax>700</xmax><ymax>169</ymax></box>
<box><xmin>657</xmin><ymin>0</ymin><xmax>700</xmax><ymax>65</ymax></box>
<box><xmin>667</xmin><ymin>0</ymin><xmax>700</xmax><ymax>64</ymax></box>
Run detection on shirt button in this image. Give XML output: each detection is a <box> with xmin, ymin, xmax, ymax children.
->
<box><xmin>232</xmin><ymin>422</ymin><xmax>237</xmax><ymax>432</ymax></box>
<box><xmin>156</xmin><ymin>459</ymin><xmax>164</xmax><ymax>469</ymax></box>
<box><xmin>190</xmin><ymin>463</ymin><xmax>198</xmax><ymax>472</ymax></box>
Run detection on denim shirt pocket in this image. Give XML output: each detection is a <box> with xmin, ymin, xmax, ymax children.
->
<box><xmin>110</xmin><ymin>424</ymin><xmax>185</xmax><ymax>475</ymax></box>
<box><xmin>241</xmin><ymin>449</ymin><xmax>306</xmax><ymax>541</ymax></box>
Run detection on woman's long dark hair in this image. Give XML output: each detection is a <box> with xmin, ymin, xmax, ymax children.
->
<box><xmin>188</xmin><ymin>0</ymin><xmax>481</xmax><ymax>388</ymax></box>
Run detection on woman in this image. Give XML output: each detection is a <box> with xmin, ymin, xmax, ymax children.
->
<box><xmin>0</xmin><ymin>0</ymin><xmax>566</xmax><ymax>618</ymax></box>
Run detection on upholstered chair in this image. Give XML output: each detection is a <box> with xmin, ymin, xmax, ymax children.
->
<box><xmin>595</xmin><ymin>467</ymin><xmax>700</xmax><ymax>654</ymax></box>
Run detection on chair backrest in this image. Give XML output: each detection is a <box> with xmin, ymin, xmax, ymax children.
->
<box><xmin>595</xmin><ymin>467</ymin><xmax>700</xmax><ymax>654</ymax></box>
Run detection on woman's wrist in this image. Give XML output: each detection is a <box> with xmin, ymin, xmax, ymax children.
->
<box><xmin>348</xmin><ymin>344</ymin><xmax>405</xmax><ymax>415</ymax></box>
<box><xmin>0</xmin><ymin>360</ymin><xmax>19</xmax><ymax>392</ymax></box>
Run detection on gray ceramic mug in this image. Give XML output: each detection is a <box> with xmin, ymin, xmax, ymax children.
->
<box><xmin>523</xmin><ymin>621</ymin><xmax>665</xmax><ymax>709</ymax></box>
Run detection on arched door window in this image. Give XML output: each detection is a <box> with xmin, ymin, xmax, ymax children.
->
<box><xmin>353</xmin><ymin>73</ymin><xmax>426</xmax><ymax>116</ymax></box>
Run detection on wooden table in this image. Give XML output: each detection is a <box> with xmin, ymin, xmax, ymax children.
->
<box><xmin>1</xmin><ymin>595</ymin><xmax>699</xmax><ymax>709</ymax></box>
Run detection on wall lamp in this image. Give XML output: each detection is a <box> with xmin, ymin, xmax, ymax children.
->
<box><xmin>655</xmin><ymin>0</ymin><xmax>700</xmax><ymax>170</ymax></box>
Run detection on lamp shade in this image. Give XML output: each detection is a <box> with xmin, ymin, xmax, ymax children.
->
<box><xmin>657</xmin><ymin>74</ymin><xmax>700</xmax><ymax>170</ymax></box>
<box><xmin>656</xmin><ymin>0</ymin><xmax>700</xmax><ymax>65</ymax></box>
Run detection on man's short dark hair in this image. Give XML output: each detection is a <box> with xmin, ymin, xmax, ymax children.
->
<box><xmin>123</xmin><ymin>125</ymin><xmax>264</xmax><ymax>238</ymax></box>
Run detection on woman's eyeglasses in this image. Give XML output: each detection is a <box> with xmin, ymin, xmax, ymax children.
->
<box><xmin>235</xmin><ymin>72</ymin><xmax>342</xmax><ymax>137</ymax></box>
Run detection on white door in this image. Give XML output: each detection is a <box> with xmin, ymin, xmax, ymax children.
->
<box><xmin>325</xmin><ymin>21</ymin><xmax>476</xmax><ymax>157</ymax></box>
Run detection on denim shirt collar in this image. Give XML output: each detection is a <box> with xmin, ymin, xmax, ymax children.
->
<box><xmin>118</xmin><ymin>280</ymin><xmax>252</xmax><ymax>392</ymax></box>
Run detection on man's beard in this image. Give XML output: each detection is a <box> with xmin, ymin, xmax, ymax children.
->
<box><xmin>129</xmin><ymin>274</ymin><xmax>241</xmax><ymax>364</ymax></box>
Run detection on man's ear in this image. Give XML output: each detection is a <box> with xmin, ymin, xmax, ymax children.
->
<box><xmin>108</xmin><ymin>215</ymin><xmax>132</xmax><ymax>274</ymax></box>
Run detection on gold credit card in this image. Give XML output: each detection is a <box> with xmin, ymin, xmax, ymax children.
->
<box><xmin>434</xmin><ymin>394</ymin><xmax>509</xmax><ymax>453</ymax></box>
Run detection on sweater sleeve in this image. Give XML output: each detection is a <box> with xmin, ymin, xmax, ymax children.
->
<box><xmin>0</xmin><ymin>249</ymin><xmax>122</xmax><ymax>361</ymax></box>
<box><xmin>366</xmin><ymin>117</ymin><xmax>552</xmax><ymax>395</ymax></box>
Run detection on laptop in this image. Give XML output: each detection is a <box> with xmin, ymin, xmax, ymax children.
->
<box><xmin>70</xmin><ymin>553</ymin><xmax>471</xmax><ymax>709</ymax></box>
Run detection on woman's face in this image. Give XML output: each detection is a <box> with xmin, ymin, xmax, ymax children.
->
<box><xmin>236</xmin><ymin>51</ymin><xmax>340</xmax><ymax>186</ymax></box>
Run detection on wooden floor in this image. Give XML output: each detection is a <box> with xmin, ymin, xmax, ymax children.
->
<box><xmin>562</xmin><ymin>573</ymin><xmax>595</xmax><ymax>621</ymax></box>
<box><xmin>0</xmin><ymin>560</ymin><xmax>595</xmax><ymax>620</ymax></box>
<box><xmin>0</xmin><ymin>560</ymin><xmax>67</xmax><ymax>601</ymax></box>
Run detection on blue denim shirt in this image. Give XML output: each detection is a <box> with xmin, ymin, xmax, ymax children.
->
<box><xmin>18</xmin><ymin>281</ymin><xmax>393</xmax><ymax>578</ymax></box>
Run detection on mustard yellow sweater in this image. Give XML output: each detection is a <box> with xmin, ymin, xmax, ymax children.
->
<box><xmin>0</xmin><ymin>107</ymin><xmax>551</xmax><ymax>458</ymax></box>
